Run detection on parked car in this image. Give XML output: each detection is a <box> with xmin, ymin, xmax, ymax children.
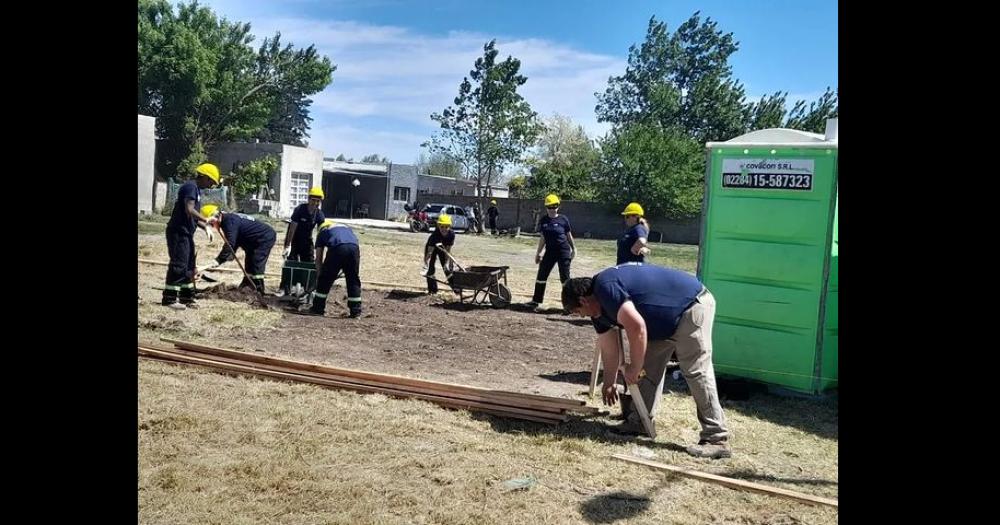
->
<box><xmin>422</xmin><ymin>203</ymin><xmax>470</xmax><ymax>232</ymax></box>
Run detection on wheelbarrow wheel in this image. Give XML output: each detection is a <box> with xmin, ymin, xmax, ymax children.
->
<box><xmin>489</xmin><ymin>283</ymin><xmax>512</xmax><ymax>307</ymax></box>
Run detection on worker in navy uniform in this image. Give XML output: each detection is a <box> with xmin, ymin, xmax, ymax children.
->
<box><xmin>278</xmin><ymin>187</ymin><xmax>326</xmax><ymax>293</ymax></box>
<box><xmin>486</xmin><ymin>199</ymin><xmax>500</xmax><ymax>235</ymax></box>
<box><xmin>162</xmin><ymin>163</ymin><xmax>221</xmax><ymax>310</ymax></box>
<box><xmin>422</xmin><ymin>214</ymin><xmax>456</xmax><ymax>294</ymax></box>
<box><xmin>309</xmin><ymin>219</ymin><xmax>363</xmax><ymax>317</ymax></box>
<box><xmin>562</xmin><ymin>264</ymin><xmax>731</xmax><ymax>459</ymax></box>
<box><xmin>527</xmin><ymin>194</ymin><xmax>576</xmax><ymax>309</ymax></box>
<box><xmin>617</xmin><ymin>202</ymin><xmax>651</xmax><ymax>264</ymax></box>
<box><xmin>199</xmin><ymin>205</ymin><xmax>277</xmax><ymax>293</ymax></box>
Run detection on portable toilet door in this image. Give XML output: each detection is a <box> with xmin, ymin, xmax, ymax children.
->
<box><xmin>698</xmin><ymin>119</ymin><xmax>838</xmax><ymax>394</ymax></box>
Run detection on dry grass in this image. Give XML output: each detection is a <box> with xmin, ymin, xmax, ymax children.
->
<box><xmin>138</xmin><ymin>219</ymin><xmax>837</xmax><ymax>524</ymax></box>
<box><xmin>140</xmin><ymin>360</ymin><xmax>836</xmax><ymax>525</ymax></box>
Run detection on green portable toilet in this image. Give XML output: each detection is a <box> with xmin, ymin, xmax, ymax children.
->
<box><xmin>697</xmin><ymin>119</ymin><xmax>838</xmax><ymax>394</ymax></box>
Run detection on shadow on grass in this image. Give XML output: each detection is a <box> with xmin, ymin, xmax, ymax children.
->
<box><xmin>579</xmin><ymin>489</ymin><xmax>657</xmax><ymax>523</ymax></box>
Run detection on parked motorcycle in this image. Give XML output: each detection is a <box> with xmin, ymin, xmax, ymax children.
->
<box><xmin>404</xmin><ymin>203</ymin><xmax>430</xmax><ymax>233</ymax></box>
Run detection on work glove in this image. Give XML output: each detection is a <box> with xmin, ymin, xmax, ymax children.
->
<box><xmin>283</xmin><ymin>246</ymin><xmax>292</xmax><ymax>259</ymax></box>
<box><xmin>420</xmin><ymin>263</ymin><xmax>429</xmax><ymax>276</ymax></box>
<box><xmin>205</xmin><ymin>228</ymin><xmax>215</xmax><ymax>243</ymax></box>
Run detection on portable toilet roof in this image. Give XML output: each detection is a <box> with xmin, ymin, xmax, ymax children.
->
<box><xmin>697</xmin><ymin>117</ymin><xmax>839</xmax><ymax>395</ymax></box>
<box><xmin>707</xmin><ymin>119</ymin><xmax>838</xmax><ymax>148</ymax></box>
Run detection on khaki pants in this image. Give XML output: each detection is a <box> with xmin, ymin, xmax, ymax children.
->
<box><xmin>624</xmin><ymin>290</ymin><xmax>730</xmax><ymax>443</ymax></box>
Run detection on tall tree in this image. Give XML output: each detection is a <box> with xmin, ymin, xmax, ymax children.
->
<box><xmin>595</xmin><ymin>13</ymin><xmax>747</xmax><ymax>144</ymax></box>
<box><xmin>593</xmin><ymin>12</ymin><xmax>838</xmax><ymax>217</ymax></box>
<box><xmin>425</xmin><ymin>40</ymin><xmax>543</xmax><ymax>200</ymax></box>
<box><xmin>744</xmin><ymin>92</ymin><xmax>789</xmax><ymax>131</ymax></box>
<box><xmin>744</xmin><ymin>88</ymin><xmax>838</xmax><ymax>134</ymax></box>
<box><xmin>137</xmin><ymin>0</ymin><xmax>335</xmax><ymax>179</ymax></box>
<box><xmin>416</xmin><ymin>152</ymin><xmax>464</xmax><ymax>179</ymax></box>
<box><xmin>595</xmin><ymin>123</ymin><xmax>704</xmax><ymax>218</ymax></box>
<box><xmin>785</xmin><ymin>87</ymin><xmax>838</xmax><ymax>134</ymax></box>
<box><xmin>525</xmin><ymin>114</ymin><xmax>599</xmax><ymax>200</ymax></box>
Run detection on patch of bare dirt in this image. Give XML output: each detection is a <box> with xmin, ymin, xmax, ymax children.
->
<box><xmin>187</xmin><ymin>287</ymin><xmax>598</xmax><ymax>399</ymax></box>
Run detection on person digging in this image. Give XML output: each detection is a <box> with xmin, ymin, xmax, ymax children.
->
<box><xmin>309</xmin><ymin>219</ymin><xmax>363</xmax><ymax>318</ymax></box>
<box><xmin>198</xmin><ymin>205</ymin><xmax>277</xmax><ymax>294</ymax></box>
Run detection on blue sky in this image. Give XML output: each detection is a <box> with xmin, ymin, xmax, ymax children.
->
<box><xmin>199</xmin><ymin>0</ymin><xmax>838</xmax><ymax>165</ymax></box>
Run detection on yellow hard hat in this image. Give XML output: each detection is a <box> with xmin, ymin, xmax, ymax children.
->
<box><xmin>544</xmin><ymin>194</ymin><xmax>561</xmax><ymax>207</ymax></box>
<box><xmin>195</xmin><ymin>163</ymin><xmax>221</xmax><ymax>185</ymax></box>
<box><xmin>200</xmin><ymin>204</ymin><xmax>220</xmax><ymax>218</ymax></box>
<box><xmin>319</xmin><ymin>219</ymin><xmax>336</xmax><ymax>231</ymax></box>
<box><xmin>621</xmin><ymin>202</ymin><xmax>644</xmax><ymax>216</ymax></box>
<box><xmin>309</xmin><ymin>187</ymin><xmax>325</xmax><ymax>199</ymax></box>
<box><xmin>437</xmin><ymin>214</ymin><xmax>452</xmax><ymax>227</ymax></box>
<box><xmin>490</xmin><ymin>199</ymin><xmax>497</xmax><ymax>205</ymax></box>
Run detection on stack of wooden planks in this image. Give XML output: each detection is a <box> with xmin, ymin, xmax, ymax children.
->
<box><xmin>138</xmin><ymin>339</ymin><xmax>600</xmax><ymax>424</ymax></box>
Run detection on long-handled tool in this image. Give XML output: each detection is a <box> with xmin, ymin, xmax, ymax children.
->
<box><xmin>617</xmin><ymin>328</ymin><xmax>656</xmax><ymax>439</ymax></box>
<box><xmin>433</xmin><ymin>243</ymin><xmax>466</xmax><ymax>271</ymax></box>
<box><xmin>589</xmin><ymin>340</ymin><xmax>602</xmax><ymax>398</ymax></box>
<box><xmin>217</xmin><ymin>227</ymin><xmax>266</xmax><ymax>305</ymax></box>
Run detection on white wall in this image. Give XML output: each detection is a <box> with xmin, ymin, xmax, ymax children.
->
<box><xmin>137</xmin><ymin>115</ymin><xmax>156</xmax><ymax>213</ymax></box>
<box><xmin>278</xmin><ymin>145</ymin><xmax>325</xmax><ymax>217</ymax></box>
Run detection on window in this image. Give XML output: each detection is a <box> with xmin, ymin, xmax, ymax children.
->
<box><xmin>453</xmin><ymin>207</ymin><xmax>466</xmax><ymax>216</ymax></box>
<box><xmin>289</xmin><ymin>172</ymin><xmax>313</xmax><ymax>207</ymax></box>
<box><xmin>393</xmin><ymin>186</ymin><xmax>410</xmax><ymax>202</ymax></box>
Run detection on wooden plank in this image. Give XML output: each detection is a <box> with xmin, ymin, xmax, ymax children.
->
<box><xmin>140</xmin><ymin>347</ymin><xmax>565</xmax><ymax>424</ymax></box>
<box><xmin>161</xmin><ymin>338</ymin><xmax>591</xmax><ymax>410</ymax></box>
<box><xmin>139</xmin><ymin>346</ymin><xmax>566</xmax><ymax>423</ymax></box>
<box><xmin>142</xmin><ymin>352</ymin><xmax>559</xmax><ymax>424</ymax></box>
<box><xmin>612</xmin><ymin>454</ymin><xmax>839</xmax><ymax>509</ymax></box>
<box><xmin>151</xmin><ymin>343</ymin><xmax>569</xmax><ymax>415</ymax></box>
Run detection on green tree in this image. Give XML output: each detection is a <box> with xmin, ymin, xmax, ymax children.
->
<box><xmin>360</xmin><ymin>153</ymin><xmax>390</xmax><ymax>164</ymax></box>
<box><xmin>226</xmin><ymin>154</ymin><xmax>280</xmax><ymax>206</ymax></box>
<box><xmin>595</xmin><ymin>13</ymin><xmax>747</xmax><ymax>144</ymax></box>
<box><xmin>743</xmin><ymin>88</ymin><xmax>838</xmax><ymax>133</ymax></box>
<box><xmin>525</xmin><ymin>114</ymin><xmax>598</xmax><ymax>200</ymax></box>
<box><xmin>137</xmin><ymin>0</ymin><xmax>335</xmax><ymax>179</ymax></box>
<box><xmin>416</xmin><ymin>152</ymin><xmax>464</xmax><ymax>179</ymax></box>
<box><xmin>785</xmin><ymin>87</ymin><xmax>838</xmax><ymax>133</ymax></box>
<box><xmin>425</xmin><ymin>40</ymin><xmax>543</xmax><ymax>202</ymax></box>
<box><xmin>593</xmin><ymin>12</ymin><xmax>838</xmax><ymax>217</ymax></box>
<box><xmin>744</xmin><ymin>92</ymin><xmax>789</xmax><ymax>131</ymax></box>
<box><xmin>595</xmin><ymin>123</ymin><xmax>703</xmax><ymax>218</ymax></box>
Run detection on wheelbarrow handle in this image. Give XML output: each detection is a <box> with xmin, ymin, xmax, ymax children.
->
<box><xmin>433</xmin><ymin>243</ymin><xmax>466</xmax><ymax>272</ymax></box>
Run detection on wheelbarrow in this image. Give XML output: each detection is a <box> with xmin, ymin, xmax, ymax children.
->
<box><xmin>425</xmin><ymin>244</ymin><xmax>512</xmax><ymax>307</ymax></box>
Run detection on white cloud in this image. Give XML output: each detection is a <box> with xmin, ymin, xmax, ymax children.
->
<box><xmin>305</xmin><ymin>123</ymin><xmax>431</xmax><ymax>165</ymax></box>
<box><xmin>208</xmin><ymin>13</ymin><xmax>625</xmax><ymax>162</ymax></box>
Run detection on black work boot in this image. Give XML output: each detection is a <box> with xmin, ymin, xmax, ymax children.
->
<box><xmin>252</xmin><ymin>278</ymin><xmax>266</xmax><ymax>294</ymax></box>
<box><xmin>309</xmin><ymin>295</ymin><xmax>327</xmax><ymax>315</ymax></box>
<box><xmin>179</xmin><ymin>285</ymin><xmax>199</xmax><ymax>309</ymax></box>
<box><xmin>162</xmin><ymin>287</ymin><xmax>185</xmax><ymax>309</ymax></box>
